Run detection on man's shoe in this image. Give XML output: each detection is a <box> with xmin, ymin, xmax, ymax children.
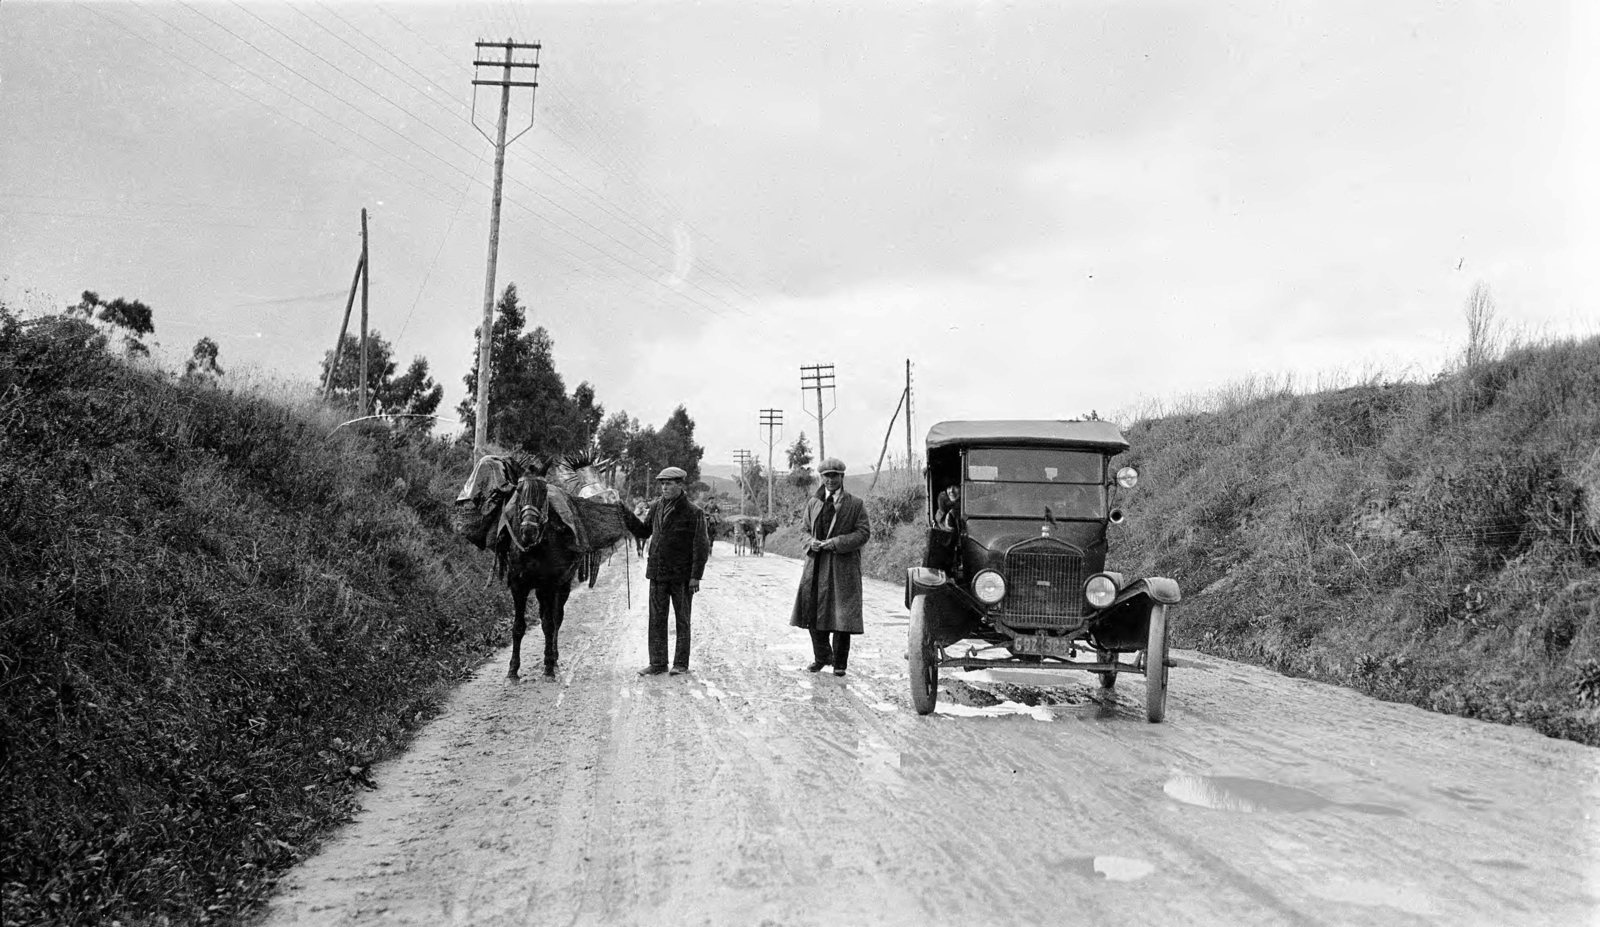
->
<box><xmin>833</xmin><ymin>667</ymin><xmax>847</xmax><ymax>676</ymax></box>
<box><xmin>669</xmin><ymin>666</ymin><xmax>689</xmax><ymax>676</ymax></box>
<box><xmin>638</xmin><ymin>665</ymin><xmax>667</xmax><ymax>676</ymax></box>
<box><xmin>806</xmin><ymin>661</ymin><xmax>827</xmax><ymax>673</ymax></box>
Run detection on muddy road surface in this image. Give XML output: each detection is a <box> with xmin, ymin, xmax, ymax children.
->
<box><xmin>257</xmin><ymin>543</ymin><xmax>1598</xmax><ymax>927</ymax></box>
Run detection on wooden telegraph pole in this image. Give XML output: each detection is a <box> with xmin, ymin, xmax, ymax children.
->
<box><xmin>905</xmin><ymin>359</ymin><xmax>914</xmax><ymax>482</ymax></box>
<box><xmin>759</xmin><ymin>409</ymin><xmax>783</xmax><ymax>519</ymax></box>
<box><xmin>320</xmin><ymin>212</ymin><xmax>368</xmax><ymax>399</ymax></box>
<box><xmin>733</xmin><ymin>449</ymin><xmax>753</xmax><ymax>516</ymax></box>
<box><xmin>358</xmin><ymin>207</ymin><xmax>369</xmax><ymax>415</ymax></box>
<box><xmin>470</xmin><ymin>37</ymin><xmax>541</xmax><ymax>457</ymax></box>
<box><xmin>870</xmin><ymin>387</ymin><xmax>907</xmax><ymax>492</ymax></box>
<box><xmin>799</xmin><ymin>363</ymin><xmax>836</xmax><ymax>462</ymax></box>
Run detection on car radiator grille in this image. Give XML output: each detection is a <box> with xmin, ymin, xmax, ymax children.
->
<box><xmin>1001</xmin><ymin>541</ymin><xmax>1085</xmax><ymax>626</ymax></box>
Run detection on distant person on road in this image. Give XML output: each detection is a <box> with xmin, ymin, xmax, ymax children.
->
<box><xmin>627</xmin><ymin>467</ymin><xmax>710</xmax><ymax>677</ymax></box>
<box><xmin>790</xmin><ymin>458</ymin><xmax>871</xmax><ymax>676</ymax></box>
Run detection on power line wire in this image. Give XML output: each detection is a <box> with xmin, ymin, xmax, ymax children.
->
<box><xmin>75</xmin><ymin>2</ymin><xmax>465</xmax><ymax>210</ymax></box>
<box><xmin>227</xmin><ymin>1</ymin><xmax>746</xmax><ymax>318</ymax></box>
<box><xmin>369</xmin><ymin>3</ymin><xmax>768</xmax><ymax>305</ymax></box>
<box><xmin>152</xmin><ymin>2</ymin><xmax>742</xmax><ymax>320</ymax></box>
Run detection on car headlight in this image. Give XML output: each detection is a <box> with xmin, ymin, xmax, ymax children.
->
<box><xmin>1085</xmin><ymin>573</ymin><xmax>1118</xmax><ymax>609</ymax></box>
<box><xmin>1116</xmin><ymin>466</ymin><xmax>1139</xmax><ymax>489</ymax></box>
<box><xmin>972</xmin><ymin>570</ymin><xmax>1007</xmax><ymax>604</ymax></box>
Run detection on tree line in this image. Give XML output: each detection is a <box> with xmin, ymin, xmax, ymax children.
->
<box><xmin>453</xmin><ymin>283</ymin><xmax>705</xmax><ymax>497</ymax></box>
<box><xmin>57</xmin><ymin>284</ymin><xmax>705</xmax><ymax>502</ymax></box>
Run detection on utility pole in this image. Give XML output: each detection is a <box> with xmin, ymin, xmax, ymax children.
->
<box><xmin>905</xmin><ymin>359</ymin><xmax>914</xmax><ymax>481</ymax></box>
<box><xmin>759</xmin><ymin>409</ymin><xmax>783</xmax><ymax>519</ymax></box>
<box><xmin>320</xmin><ymin>223</ymin><xmax>366</xmax><ymax>399</ymax></box>
<box><xmin>733</xmin><ymin>449</ymin><xmax>753</xmax><ymax>516</ymax></box>
<box><xmin>870</xmin><ymin>387</ymin><xmax>907</xmax><ymax>492</ymax></box>
<box><xmin>799</xmin><ymin>363</ymin><xmax>836</xmax><ymax>462</ymax></box>
<box><xmin>358</xmin><ymin>207</ymin><xmax>369</xmax><ymax>416</ymax></box>
<box><xmin>470</xmin><ymin>37</ymin><xmax>541</xmax><ymax>457</ymax></box>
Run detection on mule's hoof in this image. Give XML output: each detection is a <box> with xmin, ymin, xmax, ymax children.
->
<box><xmin>507</xmin><ymin>669</ymin><xmax>520</xmax><ymax>680</ymax></box>
<box><xmin>543</xmin><ymin>664</ymin><xmax>557</xmax><ymax>678</ymax></box>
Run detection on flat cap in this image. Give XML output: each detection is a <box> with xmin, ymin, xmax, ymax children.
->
<box><xmin>818</xmin><ymin>457</ymin><xmax>846</xmax><ymax>475</ymax></box>
<box><xmin>655</xmin><ymin>466</ymin><xmax>688</xmax><ymax>481</ymax></box>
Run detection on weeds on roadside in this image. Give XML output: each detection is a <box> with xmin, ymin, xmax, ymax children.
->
<box><xmin>0</xmin><ymin>305</ymin><xmax>504</xmax><ymax>925</ymax></box>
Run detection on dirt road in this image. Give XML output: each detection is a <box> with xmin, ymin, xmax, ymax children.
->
<box><xmin>256</xmin><ymin>542</ymin><xmax>1599</xmax><ymax>927</ymax></box>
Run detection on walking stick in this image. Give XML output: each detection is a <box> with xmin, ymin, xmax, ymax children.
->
<box><xmin>624</xmin><ymin>536</ymin><xmax>631</xmax><ymax>609</ymax></box>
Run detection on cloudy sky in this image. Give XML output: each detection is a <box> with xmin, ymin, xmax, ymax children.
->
<box><xmin>3</xmin><ymin>1</ymin><xmax>1596</xmax><ymax>473</ymax></box>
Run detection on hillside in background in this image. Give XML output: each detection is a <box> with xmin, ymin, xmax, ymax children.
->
<box><xmin>0</xmin><ymin>306</ymin><xmax>506</xmax><ymax>925</ymax></box>
<box><xmin>770</xmin><ymin>334</ymin><xmax>1600</xmax><ymax>744</ymax></box>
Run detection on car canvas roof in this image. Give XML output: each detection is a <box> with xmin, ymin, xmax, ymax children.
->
<box><xmin>925</xmin><ymin>420</ymin><xmax>1130</xmax><ymax>452</ymax></box>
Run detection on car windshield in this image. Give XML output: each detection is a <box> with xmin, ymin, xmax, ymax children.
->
<box><xmin>963</xmin><ymin>448</ymin><xmax>1105</xmax><ymax>519</ymax></box>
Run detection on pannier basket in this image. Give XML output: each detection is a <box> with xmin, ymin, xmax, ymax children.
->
<box><xmin>455</xmin><ymin>500</ymin><xmax>501</xmax><ymax>550</ymax></box>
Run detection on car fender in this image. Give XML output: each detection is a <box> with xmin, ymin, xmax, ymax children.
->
<box><xmin>905</xmin><ymin>567</ymin><xmax>948</xmax><ymax>609</ymax></box>
<box><xmin>1108</xmin><ymin>575</ymin><xmax>1182</xmax><ymax>609</ymax></box>
<box><xmin>1090</xmin><ymin>577</ymin><xmax>1181</xmax><ymax>651</ymax></box>
<box><xmin>905</xmin><ymin>569</ymin><xmax>980</xmax><ymax>647</ymax></box>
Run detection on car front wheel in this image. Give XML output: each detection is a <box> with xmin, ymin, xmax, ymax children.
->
<box><xmin>908</xmin><ymin>595</ymin><xmax>938</xmax><ymax>715</ymax></box>
<box><xmin>1145</xmin><ymin>604</ymin><xmax>1170</xmax><ymax>723</ymax></box>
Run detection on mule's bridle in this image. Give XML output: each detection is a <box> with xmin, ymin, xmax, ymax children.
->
<box><xmin>514</xmin><ymin>476</ymin><xmax>549</xmax><ymax>550</ymax></box>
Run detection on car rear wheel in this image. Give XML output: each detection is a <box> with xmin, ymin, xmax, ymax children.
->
<box><xmin>1145</xmin><ymin>604</ymin><xmax>1169</xmax><ymax>723</ymax></box>
<box><xmin>908</xmin><ymin>595</ymin><xmax>938</xmax><ymax>715</ymax></box>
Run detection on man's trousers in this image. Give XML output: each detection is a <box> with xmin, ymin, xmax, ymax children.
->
<box><xmin>648</xmin><ymin>581</ymin><xmax>694</xmax><ymax>669</ymax></box>
<box><xmin>808</xmin><ymin>630</ymin><xmax>852</xmax><ymax>670</ymax></box>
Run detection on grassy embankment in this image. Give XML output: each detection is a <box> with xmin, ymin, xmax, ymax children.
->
<box><xmin>0</xmin><ymin>308</ymin><xmax>506</xmax><ymax>926</ymax></box>
<box><xmin>769</xmin><ymin>335</ymin><xmax>1600</xmax><ymax>744</ymax></box>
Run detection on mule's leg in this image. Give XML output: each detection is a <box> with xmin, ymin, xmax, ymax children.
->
<box><xmin>509</xmin><ymin>580</ymin><xmax>530</xmax><ymax>679</ymax></box>
<box><xmin>541</xmin><ymin>579</ymin><xmax>575</xmax><ymax>677</ymax></box>
<box><xmin>539</xmin><ymin>584</ymin><xmax>559</xmax><ymax>677</ymax></box>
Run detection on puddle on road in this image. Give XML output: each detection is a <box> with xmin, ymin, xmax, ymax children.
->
<box><xmin>943</xmin><ymin>677</ymin><xmax>1094</xmax><ymax>710</ymax></box>
<box><xmin>1164</xmin><ymin>774</ymin><xmax>1405</xmax><ymax>817</ymax></box>
<box><xmin>1309</xmin><ymin>879</ymin><xmax>1433</xmax><ymax>916</ymax></box>
<box><xmin>844</xmin><ymin>683</ymin><xmax>898</xmax><ymax>713</ymax></box>
<box><xmin>935</xmin><ymin>701</ymin><xmax>1056</xmax><ymax>722</ymax></box>
<box><xmin>1065</xmin><ymin>855</ymin><xmax>1156</xmax><ymax>882</ymax></box>
<box><xmin>956</xmin><ymin>668</ymin><xmax>1100</xmax><ymax>688</ymax></box>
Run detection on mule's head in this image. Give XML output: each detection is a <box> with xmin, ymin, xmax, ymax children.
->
<box><xmin>514</xmin><ymin>476</ymin><xmax>550</xmax><ymax>549</ymax></box>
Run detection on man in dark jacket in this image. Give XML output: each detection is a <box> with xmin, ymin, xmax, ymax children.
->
<box><xmin>790</xmin><ymin>457</ymin><xmax>871</xmax><ymax>676</ymax></box>
<box><xmin>628</xmin><ymin>466</ymin><xmax>711</xmax><ymax>676</ymax></box>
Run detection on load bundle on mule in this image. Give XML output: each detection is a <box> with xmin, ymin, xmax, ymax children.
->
<box><xmin>454</xmin><ymin>450</ymin><xmax>638</xmax><ymax>586</ymax></box>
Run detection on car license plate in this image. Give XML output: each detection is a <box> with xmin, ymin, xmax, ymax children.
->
<box><xmin>1011</xmin><ymin>634</ymin><xmax>1074</xmax><ymax>659</ymax></box>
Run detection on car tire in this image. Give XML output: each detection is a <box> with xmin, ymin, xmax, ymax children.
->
<box><xmin>909</xmin><ymin>595</ymin><xmax>938</xmax><ymax>716</ymax></box>
<box><xmin>1145</xmin><ymin>604</ymin><xmax>1169</xmax><ymax>723</ymax></box>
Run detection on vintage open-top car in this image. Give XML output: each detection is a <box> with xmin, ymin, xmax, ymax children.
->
<box><xmin>906</xmin><ymin>420</ymin><xmax>1181</xmax><ymax>721</ymax></box>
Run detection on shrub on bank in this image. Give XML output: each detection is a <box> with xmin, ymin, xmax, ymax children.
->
<box><xmin>1114</xmin><ymin>336</ymin><xmax>1600</xmax><ymax>744</ymax></box>
<box><xmin>0</xmin><ymin>307</ymin><xmax>505</xmax><ymax>926</ymax></box>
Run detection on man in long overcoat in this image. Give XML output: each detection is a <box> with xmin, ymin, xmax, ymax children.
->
<box><xmin>790</xmin><ymin>457</ymin><xmax>872</xmax><ymax>676</ymax></box>
<box><xmin>628</xmin><ymin>467</ymin><xmax>711</xmax><ymax>676</ymax></box>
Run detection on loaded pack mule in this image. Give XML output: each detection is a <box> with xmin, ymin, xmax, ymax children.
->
<box><xmin>457</xmin><ymin>453</ymin><xmax>646</xmax><ymax>679</ymax></box>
